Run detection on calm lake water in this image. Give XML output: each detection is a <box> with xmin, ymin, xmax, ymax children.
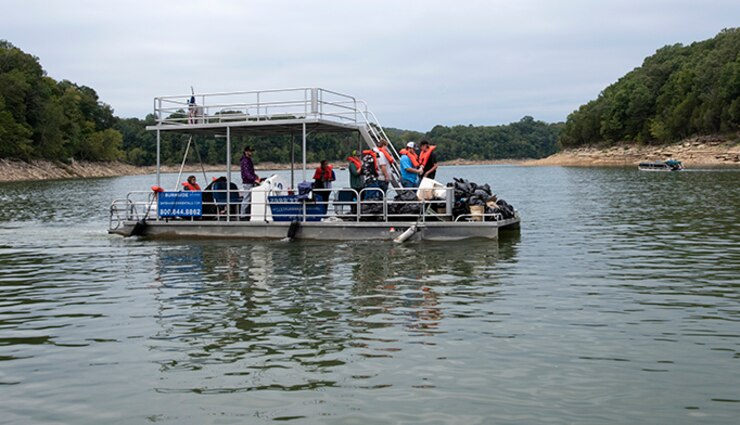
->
<box><xmin>1</xmin><ymin>165</ymin><xmax>738</xmax><ymax>424</ymax></box>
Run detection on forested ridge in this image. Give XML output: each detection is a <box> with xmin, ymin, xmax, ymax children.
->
<box><xmin>561</xmin><ymin>28</ymin><xmax>740</xmax><ymax>147</ymax></box>
<box><xmin>0</xmin><ymin>40</ymin><xmax>560</xmax><ymax>166</ymax></box>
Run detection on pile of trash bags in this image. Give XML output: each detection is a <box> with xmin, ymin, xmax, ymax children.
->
<box><xmin>451</xmin><ymin>178</ymin><xmax>516</xmax><ymax>220</ymax></box>
<box><xmin>388</xmin><ymin>190</ymin><xmax>421</xmax><ymax>216</ymax></box>
<box><xmin>360</xmin><ymin>188</ymin><xmax>424</xmax><ymax>219</ymax></box>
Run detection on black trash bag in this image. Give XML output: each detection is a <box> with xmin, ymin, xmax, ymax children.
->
<box><xmin>468</xmin><ymin>194</ymin><xmax>486</xmax><ymax>206</ymax></box>
<box><xmin>452</xmin><ymin>200</ymin><xmax>469</xmax><ymax>217</ymax></box>
<box><xmin>453</xmin><ymin>178</ymin><xmax>472</xmax><ymax>197</ymax></box>
<box><xmin>361</xmin><ymin>202</ymin><xmax>383</xmax><ymax>218</ymax></box>
<box><xmin>389</xmin><ymin>190</ymin><xmax>421</xmax><ymax>216</ymax></box>
<box><xmin>496</xmin><ymin>199</ymin><xmax>516</xmax><ymax>219</ymax></box>
<box><xmin>473</xmin><ymin>188</ymin><xmax>491</xmax><ymax>198</ymax></box>
<box><xmin>449</xmin><ymin>177</ymin><xmax>511</xmax><ymax>220</ymax></box>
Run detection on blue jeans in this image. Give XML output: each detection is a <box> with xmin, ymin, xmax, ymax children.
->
<box><xmin>401</xmin><ymin>178</ymin><xmax>418</xmax><ymax>188</ymax></box>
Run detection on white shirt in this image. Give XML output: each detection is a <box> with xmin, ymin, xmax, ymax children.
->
<box><xmin>374</xmin><ymin>148</ymin><xmax>390</xmax><ymax>181</ymax></box>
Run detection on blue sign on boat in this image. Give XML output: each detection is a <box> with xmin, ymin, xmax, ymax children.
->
<box><xmin>158</xmin><ymin>191</ymin><xmax>202</xmax><ymax>217</ymax></box>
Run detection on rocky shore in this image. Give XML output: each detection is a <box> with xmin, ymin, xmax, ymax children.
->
<box><xmin>1</xmin><ymin>136</ymin><xmax>737</xmax><ymax>183</ymax></box>
<box><xmin>524</xmin><ymin>136</ymin><xmax>740</xmax><ymax>167</ymax></box>
<box><xmin>0</xmin><ymin>160</ymin><xmax>301</xmax><ymax>183</ymax></box>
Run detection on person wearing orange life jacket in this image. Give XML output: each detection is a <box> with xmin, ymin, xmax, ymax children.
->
<box><xmin>372</xmin><ymin>139</ymin><xmax>393</xmax><ymax>192</ymax></box>
<box><xmin>346</xmin><ymin>151</ymin><xmax>363</xmax><ymax>192</ymax></box>
<box><xmin>376</xmin><ymin>141</ymin><xmax>395</xmax><ymax>164</ymax></box>
<box><xmin>399</xmin><ymin>141</ymin><xmax>423</xmax><ymax>188</ymax></box>
<box><xmin>312</xmin><ymin>160</ymin><xmax>335</xmax><ymax>189</ymax></box>
<box><xmin>313</xmin><ymin>160</ymin><xmax>336</xmax><ymax>204</ymax></box>
<box><xmin>398</xmin><ymin>142</ymin><xmax>420</xmax><ymax>167</ymax></box>
<box><xmin>360</xmin><ymin>149</ymin><xmax>379</xmax><ymax>183</ymax></box>
<box><xmin>182</xmin><ymin>175</ymin><xmax>202</xmax><ymax>191</ymax></box>
<box><xmin>419</xmin><ymin>139</ymin><xmax>439</xmax><ymax>180</ymax></box>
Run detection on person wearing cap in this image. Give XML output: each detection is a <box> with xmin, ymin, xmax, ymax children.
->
<box><xmin>240</xmin><ymin>145</ymin><xmax>260</xmax><ymax>218</ymax></box>
<box><xmin>399</xmin><ymin>141</ymin><xmax>422</xmax><ymax>188</ymax></box>
<box><xmin>346</xmin><ymin>150</ymin><xmax>363</xmax><ymax>192</ymax></box>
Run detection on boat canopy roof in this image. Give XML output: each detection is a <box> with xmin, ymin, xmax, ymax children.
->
<box><xmin>146</xmin><ymin>88</ymin><xmax>370</xmax><ymax>137</ymax></box>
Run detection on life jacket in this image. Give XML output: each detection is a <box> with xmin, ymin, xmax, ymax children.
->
<box><xmin>399</xmin><ymin>148</ymin><xmax>420</xmax><ymax>167</ymax></box>
<box><xmin>360</xmin><ymin>150</ymin><xmax>379</xmax><ymax>179</ymax></box>
<box><xmin>347</xmin><ymin>156</ymin><xmax>362</xmax><ymax>170</ymax></box>
<box><xmin>377</xmin><ymin>146</ymin><xmax>394</xmax><ymax>163</ymax></box>
<box><xmin>182</xmin><ymin>181</ymin><xmax>201</xmax><ymax>191</ymax></box>
<box><xmin>313</xmin><ymin>164</ymin><xmax>334</xmax><ymax>181</ymax></box>
<box><xmin>362</xmin><ymin>149</ymin><xmax>378</xmax><ymax>172</ymax></box>
<box><xmin>419</xmin><ymin>145</ymin><xmax>437</xmax><ymax>167</ymax></box>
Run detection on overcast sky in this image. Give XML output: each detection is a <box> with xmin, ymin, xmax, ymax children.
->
<box><xmin>2</xmin><ymin>0</ymin><xmax>738</xmax><ymax>131</ymax></box>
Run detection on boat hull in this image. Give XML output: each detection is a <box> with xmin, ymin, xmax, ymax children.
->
<box><xmin>109</xmin><ymin>217</ymin><xmax>520</xmax><ymax>241</ymax></box>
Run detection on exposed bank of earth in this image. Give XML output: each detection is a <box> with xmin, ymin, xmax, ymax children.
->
<box><xmin>524</xmin><ymin>136</ymin><xmax>740</xmax><ymax>167</ymax></box>
<box><xmin>0</xmin><ymin>160</ymin><xmax>301</xmax><ymax>183</ymax></box>
<box><xmin>1</xmin><ymin>136</ymin><xmax>738</xmax><ymax>183</ymax></box>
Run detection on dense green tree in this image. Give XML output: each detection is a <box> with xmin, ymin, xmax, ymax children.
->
<box><xmin>0</xmin><ymin>40</ymin><xmax>123</xmax><ymax>162</ymax></box>
<box><xmin>561</xmin><ymin>28</ymin><xmax>740</xmax><ymax>147</ymax></box>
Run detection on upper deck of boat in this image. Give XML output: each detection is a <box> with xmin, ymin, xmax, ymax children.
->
<box><xmin>146</xmin><ymin>88</ymin><xmax>372</xmax><ymax>137</ymax></box>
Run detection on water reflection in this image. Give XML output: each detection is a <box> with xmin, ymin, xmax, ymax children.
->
<box><xmin>146</xmin><ymin>237</ymin><xmax>519</xmax><ymax>393</ymax></box>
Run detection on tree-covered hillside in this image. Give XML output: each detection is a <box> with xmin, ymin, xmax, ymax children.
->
<box><xmin>0</xmin><ymin>41</ymin><xmax>122</xmax><ymax>161</ymax></box>
<box><xmin>561</xmin><ymin>28</ymin><xmax>740</xmax><ymax>147</ymax></box>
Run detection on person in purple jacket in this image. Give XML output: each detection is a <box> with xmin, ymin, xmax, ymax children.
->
<box><xmin>240</xmin><ymin>146</ymin><xmax>261</xmax><ymax>218</ymax></box>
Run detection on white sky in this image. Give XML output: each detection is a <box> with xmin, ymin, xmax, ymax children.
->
<box><xmin>2</xmin><ymin>0</ymin><xmax>738</xmax><ymax>131</ymax></box>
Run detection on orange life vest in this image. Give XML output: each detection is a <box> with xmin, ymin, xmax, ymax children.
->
<box><xmin>399</xmin><ymin>148</ymin><xmax>420</xmax><ymax>167</ymax></box>
<box><xmin>362</xmin><ymin>149</ymin><xmax>379</xmax><ymax>171</ymax></box>
<box><xmin>377</xmin><ymin>146</ymin><xmax>394</xmax><ymax>163</ymax></box>
<box><xmin>313</xmin><ymin>164</ymin><xmax>334</xmax><ymax>181</ymax></box>
<box><xmin>347</xmin><ymin>156</ymin><xmax>362</xmax><ymax>170</ymax></box>
<box><xmin>419</xmin><ymin>145</ymin><xmax>437</xmax><ymax>167</ymax></box>
<box><xmin>182</xmin><ymin>181</ymin><xmax>201</xmax><ymax>191</ymax></box>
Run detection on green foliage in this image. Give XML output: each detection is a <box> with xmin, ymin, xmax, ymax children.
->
<box><xmin>0</xmin><ymin>40</ymin><xmax>123</xmax><ymax>161</ymax></box>
<box><xmin>561</xmin><ymin>28</ymin><xmax>740</xmax><ymax>147</ymax></box>
<box><xmin>427</xmin><ymin>117</ymin><xmax>561</xmax><ymax>160</ymax></box>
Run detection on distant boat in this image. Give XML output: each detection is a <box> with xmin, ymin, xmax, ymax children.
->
<box><xmin>638</xmin><ymin>159</ymin><xmax>684</xmax><ymax>171</ymax></box>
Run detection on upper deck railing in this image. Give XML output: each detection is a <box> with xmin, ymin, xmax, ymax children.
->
<box><xmin>153</xmin><ymin>88</ymin><xmax>367</xmax><ymax>128</ymax></box>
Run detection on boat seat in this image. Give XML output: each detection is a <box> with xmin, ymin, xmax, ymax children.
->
<box><xmin>334</xmin><ymin>189</ymin><xmax>358</xmax><ymax>215</ymax></box>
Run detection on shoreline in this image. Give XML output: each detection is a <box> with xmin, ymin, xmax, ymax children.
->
<box><xmin>523</xmin><ymin>136</ymin><xmax>739</xmax><ymax>167</ymax></box>
<box><xmin>1</xmin><ymin>136</ymin><xmax>737</xmax><ymax>183</ymax></box>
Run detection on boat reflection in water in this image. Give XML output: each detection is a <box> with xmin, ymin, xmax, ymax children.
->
<box><xmin>146</xmin><ymin>236</ymin><xmax>519</xmax><ymax>394</ymax></box>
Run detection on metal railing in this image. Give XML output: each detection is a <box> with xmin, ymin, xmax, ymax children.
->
<box><xmin>109</xmin><ymin>185</ymin><xmax>513</xmax><ymax>233</ymax></box>
<box><xmin>150</xmin><ymin>87</ymin><xmax>404</xmax><ymax>184</ymax></box>
<box><xmin>153</xmin><ymin>88</ymin><xmax>363</xmax><ymax>127</ymax></box>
